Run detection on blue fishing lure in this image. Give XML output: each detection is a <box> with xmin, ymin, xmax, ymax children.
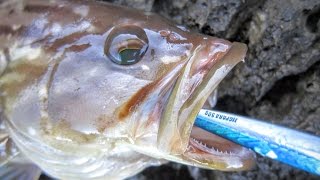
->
<box><xmin>195</xmin><ymin>109</ymin><xmax>320</xmax><ymax>175</ymax></box>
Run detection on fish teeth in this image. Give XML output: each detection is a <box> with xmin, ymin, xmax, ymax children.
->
<box><xmin>190</xmin><ymin>138</ymin><xmax>235</xmax><ymax>155</ymax></box>
<box><xmin>201</xmin><ymin>142</ymin><xmax>206</xmax><ymax>147</ymax></box>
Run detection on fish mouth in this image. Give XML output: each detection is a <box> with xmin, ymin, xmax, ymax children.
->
<box><xmin>158</xmin><ymin>40</ymin><xmax>256</xmax><ymax>170</ymax></box>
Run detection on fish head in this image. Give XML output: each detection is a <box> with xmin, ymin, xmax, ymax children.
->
<box><xmin>98</xmin><ymin>12</ymin><xmax>256</xmax><ymax>171</ymax></box>
<box><xmin>1</xmin><ymin>0</ymin><xmax>255</xmax><ymax>178</ymax></box>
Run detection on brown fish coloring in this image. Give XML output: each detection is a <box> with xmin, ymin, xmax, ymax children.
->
<box><xmin>0</xmin><ymin>0</ymin><xmax>255</xmax><ymax>179</ymax></box>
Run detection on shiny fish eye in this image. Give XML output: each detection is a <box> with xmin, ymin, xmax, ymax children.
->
<box><xmin>105</xmin><ymin>25</ymin><xmax>149</xmax><ymax>65</ymax></box>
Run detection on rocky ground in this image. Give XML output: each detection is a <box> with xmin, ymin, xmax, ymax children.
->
<box><xmin>105</xmin><ymin>0</ymin><xmax>320</xmax><ymax>179</ymax></box>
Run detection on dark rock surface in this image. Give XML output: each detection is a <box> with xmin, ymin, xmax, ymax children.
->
<box><xmin>104</xmin><ymin>0</ymin><xmax>320</xmax><ymax>179</ymax></box>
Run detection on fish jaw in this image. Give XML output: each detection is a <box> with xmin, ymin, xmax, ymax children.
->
<box><xmin>109</xmin><ymin>37</ymin><xmax>256</xmax><ymax>171</ymax></box>
<box><xmin>155</xmin><ymin>40</ymin><xmax>256</xmax><ymax>170</ymax></box>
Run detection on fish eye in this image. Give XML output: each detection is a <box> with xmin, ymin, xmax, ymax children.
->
<box><xmin>105</xmin><ymin>25</ymin><xmax>149</xmax><ymax>65</ymax></box>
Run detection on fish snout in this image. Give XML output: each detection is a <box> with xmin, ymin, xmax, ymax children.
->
<box><xmin>156</xmin><ymin>38</ymin><xmax>255</xmax><ymax>170</ymax></box>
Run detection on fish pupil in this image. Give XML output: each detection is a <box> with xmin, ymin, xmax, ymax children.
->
<box><xmin>118</xmin><ymin>49</ymin><xmax>141</xmax><ymax>65</ymax></box>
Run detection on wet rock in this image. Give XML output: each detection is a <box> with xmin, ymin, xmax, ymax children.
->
<box><xmin>250</xmin><ymin>62</ymin><xmax>320</xmax><ymax>134</ymax></box>
<box><xmin>217</xmin><ymin>0</ymin><xmax>320</xmax><ymax>106</ymax></box>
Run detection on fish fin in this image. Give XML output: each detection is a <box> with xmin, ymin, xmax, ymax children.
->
<box><xmin>0</xmin><ymin>111</ymin><xmax>42</xmax><ymax>180</ymax></box>
<box><xmin>0</xmin><ymin>107</ymin><xmax>19</xmax><ymax>166</ymax></box>
<box><xmin>0</xmin><ymin>154</ymin><xmax>42</xmax><ymax>180</ymax></box>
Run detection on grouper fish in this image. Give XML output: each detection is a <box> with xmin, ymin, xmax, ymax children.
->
<box><xmin>0</xmin><ymin>0</ymin><xmax>255</xmax><ymax>179</ymax></box>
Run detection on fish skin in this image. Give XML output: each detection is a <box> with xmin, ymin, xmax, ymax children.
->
<box><xmin>0</xmin><ymin>0</ymin><xmax>255</xmax><ymax>179</ymax></box>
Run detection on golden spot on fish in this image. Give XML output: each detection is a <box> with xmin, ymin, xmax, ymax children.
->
<box><xmin>96</xmin><ymin>114</ymin><xmax>117</xmax><ymax>133</ymax></box>
<box><xmin>47</xmin><ymin>119</ymin><xmax>96</xmax><ymax>144</ymax></box>
<box><xmin>0</xmin><ymin>58</ymin><xmax>47</xmax><ymax>98</ymax></box>
<box><xmin>156</xmin><ymin>58</ymin><xmax>185</xmax><ymax>80</ymax></box>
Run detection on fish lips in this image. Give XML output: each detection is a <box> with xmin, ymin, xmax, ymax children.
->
<box><xmin>157</xmin><ymin>40</ymin><xmax>256</xmax><ymax>170</ymax></box>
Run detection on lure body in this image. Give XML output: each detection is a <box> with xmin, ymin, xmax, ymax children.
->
<box><xmin>196</xmin><ymin>109</ymin><xmax>320</xmax><ymax>175</ymax></box>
